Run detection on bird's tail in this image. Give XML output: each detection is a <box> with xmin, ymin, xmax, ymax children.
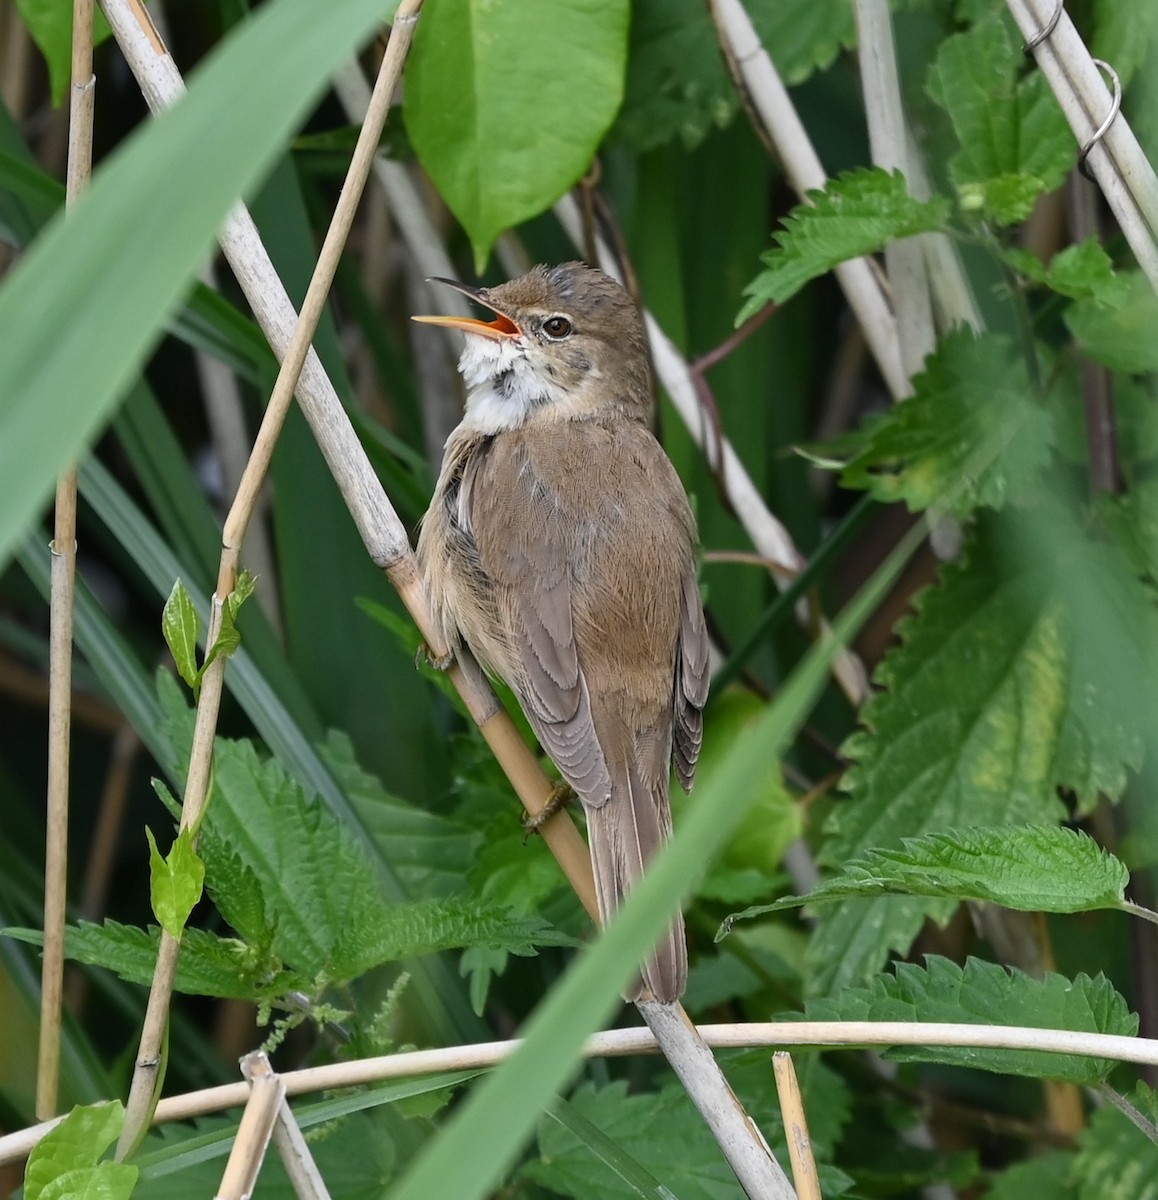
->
<box><xmin>586</xmin><ymin>756</ymin><xmax>686</xmax><ymax>1004</ymax></box>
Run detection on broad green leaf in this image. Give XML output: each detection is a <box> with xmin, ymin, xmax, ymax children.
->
<box><xmin>13</xmin><ymin>0</ymin><xmax>112</xmax><ymax>105</ymax></box>
<box><xmin>927</xmin><ymin>12</ymin><xmax>1074</xmax><ymax>223</ymax></box>
<box><xmin>0</xmin><ymin>0</ymin><xmax>395</xmax><ymax>571</ymax></box>
<box><xmin>738</xmin><ymin>169</ymin><xmax>950</xmax><ymax>321</ymax></box>
<box><xmin>1102</xmin><ymin>478</ymin><xmax>1158</xmax><ymax>582</ymax></box>
<box><xmin>1003</xmin><ymin>240</ymin><xmax>1132</xmax><ymax>305</ymax></box>
<box><xmin>24</xmin><ymin>1101</ymin><xmax>137</xmax><ymax>1200</ymax></box>
<box><xmin>1074</xmin><ymin>1083</ymin><xmax>1158</xmax><ymax>1200</ymax></box>
<box><xmin>1065</xmin><ymin>272</ymin><xmax>1158</xmax><ymax>373</ymax></box>
<box><xmin>146</xmin><ymin>826</ymin><xmax>206</xmax><ymax>940</ymax></box>
<box><xmin>805</xmin><ymin>956</ymin><xmax>1137</xmax><ymax>1084</ymax></box>
<box><xmin>811</xmin><ymin>509</ymin><xmax>1158</xmax><ymax>993</ymax></box>
<box><xmin>753</xmin><ymin>0</ymin><xmax>856</xmax><ymax>85</ymax></box>
<box><xmin>838</xmin><ymin>330</ymin><xmax>1053</xmax><ymax>515</ymax></box>
<box><xmin>161</xmin><ymin>580</ymin><xmax>199</xmax><ymax>690</ymax></box>
<box><xmin>405</xmin><ymin>0</ymin><xmax>630</xmax><ymax>269</ymax></box>
<box><xmin>724</xmin><ymin>825</ymin><xmax>1130</xmax><ymax>929</ymax></box>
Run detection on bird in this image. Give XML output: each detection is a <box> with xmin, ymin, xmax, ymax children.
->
<box><xmin>414</xmin><ymin>262</ymin><xmax>709</xmax><ymax>1003</ymax></box>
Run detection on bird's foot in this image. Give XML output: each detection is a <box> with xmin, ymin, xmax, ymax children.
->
<box><xmin>522</xmin><ymin>782</ymin><xmax>578</xmax><ymax>841</ymax></box>
<box><xmin>415</xmin><ymin>641</ymin><xmax>454</xmax><ymax>672</ymax></box>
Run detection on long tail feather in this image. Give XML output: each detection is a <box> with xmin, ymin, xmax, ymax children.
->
<box><xmin>586</xmin><ymin>759</ymin><xmax>686</xmax><ymax>1004</ymax></box>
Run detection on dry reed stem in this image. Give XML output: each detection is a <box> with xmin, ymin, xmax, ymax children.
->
<box><xmin>772</xmin><ymin>1053</ymin><xmax>822</xmax><ymax>1200</ymax></box>
<box><xmin>115</xmin><ymin>9</ymin><xmax>425</xmax><ymax>1156</ymax></box>
<box><xmin>7</xmin><ymin>1018</ymin><xmax>1158</xmax><ymax>1167</ymax></box>
<box><xmin>707</xmin><ymin>0</ymin><xmax>908</xmax><ymax>398</ymax></box>
<box><xmin>1007</xmin><ymin>0</ymin><xmax>1158</xmax><ymax>293</ymax></box>
<box><xmin>37</xmin><ymin>0</ymin><xmax>96</xmax><ymax>1121</ymax></box>
<box><xmin>215</xmin><ymin>1054</ymin><xmax>285</xmax><ymax>1200</ymax></box>
<box><xmin>270</xmin><ymin>1095</ymin><xmax>333</xmax><ymax>1200</ymax></box>
<box><xmin>854</xmin><ymin>0</ymin><xmax>935</xmax><ymax>381</ymax></box>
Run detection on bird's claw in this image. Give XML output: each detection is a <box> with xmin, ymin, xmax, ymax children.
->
<box><xmin>522</xmin><ymin>782</ymin><xmax>578</xmax><ymax>842</ymax></box>
<box><xmin>415</xmin><ymin>641</ymin><xmax>454</xmax><ymax>672</ymax></box>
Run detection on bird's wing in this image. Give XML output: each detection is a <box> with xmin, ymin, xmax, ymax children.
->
<box><xmin>466</xmin><ymin>433</ymin><xmax>613</xmax><ymax>807</ymax></box>
<box><xmin>673</xmin><ymin>567</ymin><xmax>709</xmax><ymax>792</ymax></box>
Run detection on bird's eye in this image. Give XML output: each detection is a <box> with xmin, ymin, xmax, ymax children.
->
<box><xmin>542</xmin><ymin>315</ymin><xmax>573</xmax><ymax>339</ymax></box>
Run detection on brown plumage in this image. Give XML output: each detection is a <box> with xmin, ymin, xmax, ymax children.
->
<box><xmin>415</xmin><ymin>263</ymin><xmax>709</xmax><ymax>1003</ymax></box>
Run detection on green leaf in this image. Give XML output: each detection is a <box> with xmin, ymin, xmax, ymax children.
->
<box><xmin>225</xmin><ymin>567</ymin><xmax>257</xmax><ymax>623</ymax></box>
<box><xmin>1074</xmin><ymin>1083</ymin><xmax>1158</xmax><ymax>1200</ymax></box>
<box><xmin>405</xmin><ymin>0</ymin><xmax>630</xmax><ymax>269</ymax></box>
<box><xmin>927</xmin><ymin>12</ymin><xmax>1074</xmax><ymax>223</ymax></box>
<box><xmin>725</xmin><ymin>825</ymin><xmax>1130</xmax><ymax>929</ymax></box>
<box><xmin>24</xmin><ymin>1101</ymin><xmax>137</xmax><ymax>1200</ymax></box>
<box><xmin>613</xmin><ymin>0</ymin><xmax>736</xmax><ymax>151</ymax></box>
<box><xmin>1092</xmin><ymin>0</ymin><xmax>1158</xmax><ymax>87</ymax></box>
<box><xmin>987</xmin><ymin>1153</ymin><xmax>1076</xmax><ymax>1200</ymax></box>
<box><xmin>838</xmin><ymin>330</ymin><xmax>1053</xmax><ymax>515</ymax></box>
<box><xmin>738</xmin><ymin>168</ymin><xmax>950</xmax><ymax>321</ymax></box>
<box><xmin>146</xmin><ymin>826</ymin><xmax>206</xmax><ymax>940</ymax></box>
<box><xmin>1003</xmin><ymin>240</ymin><xmax>1133</xmax><ymax>305</ymax></box>
<box><xmin>1065</xmin><ymin>272</ymin><xmax>1158</xmax><ymax>373</ymax></box>
<box><xmin>13</xmin><ymin>0</ymin><xmax>113</xmax><ymax>105</ymax></box>
<box><xmin>0</xmin><ymin>0</ymin><xmax>394</xmax><ymax>572</ymax></box>
<box><xmin>810</xmin><ymin>509</ymin><xmax>1158</xmax><ymax>993</ymax></box>
<box><xmin>806</xmin><ymin>956</ymin><xmax>1138</xmax><ymax>1084</ymax></box>
<box><xmin>161</xmin><ymin>579</ymin><xmax>200</xmax><ymax>691</ymax></box>
<box><xmin>4</xmin><ymin>920</ymin><xmax>305</xmax><ymax>999</ymax></box>
<box><xmin>753</xmin><ymin>0</ymin><xmax>856</xmax><ymax>84</ymax></box>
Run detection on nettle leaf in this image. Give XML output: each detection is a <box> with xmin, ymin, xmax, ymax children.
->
<box><xmin>2</xmin><ymin>920</ymin><xmax>300</xmax><ymax>999</ymax></box>
<box><xmin>319</xmin><ymin>728</ymin><xmax>481</xmax><ymax>899</ymax></box>
<box><xmin>927</xmin><ymin>12</ymin><xmax>1073</xmax><ymax>223</ymax></box>
<box><xmin>738</xmin><ymin>168</ymin><xmax>950</xmax><ymax>321</ymax></box>
<box><xmin>13</xmin><ymin>0</ymin><xmax>113</xmax><ymax>105</ymax></box>
<box><xmin>161</xmin><ymin>579</ymin><xmax>199</xmax><ymax>691</ymax></box>
<box><xmin>405</xmin><ymin>0</ymin><xmax>629</xmax><ymax>268</ymax></box>
<box><xmin>806</xmin><ymin>956</ymin><xmax>1137</xmax><ymax>1085</ymax></box>
<box><xmin>810</xmin><ymin>510</ymin><xmax>1158</xmax><ymax>993</ymax></box>
<box><xmin>839</xmin><ymin>330</ymin><xmax>1053</xmax><ymax>515</ymax></box>
<box><xmin>1074</xmin><ymin>1083</ymin><xmax>1158</xmax><ymax>1200</ymax></box>
<box><xmin>753</xmin><ymin>0</ymin><xmax>856</xmax><ymax>85</ymax></box>
<box><xmin>1065</xmin><ymin>272</ymin><xmax>1158</xmax><ymax>373</ymax></box>
<box><xmin>24</xmin><ymin>1101</ymin><xmax>137</xmax><ymax>1200</ymax></box>
<box><xmin>1003</xmin><ymin>240</ymin><xmax>1132</xmax><ymax>305</ymax></box>
<box><xmin>146</xmin><ymin>825</ymin><xmax>205</xmax><ymax>940</ymax></box>
<box><xmin>723</xmin><ymin>825</ymin><xmax>1129</xmax><ymax>931</ymax></box>
<box><xmin>523</xmin><ymin>1059</ymin><xmax>854</xmax><ymax>1200</ymax></box>
<box><xmin>987</xmin><ymin>1153</ymin><xmax>1076</xmax><ymax>1200</ymax></box>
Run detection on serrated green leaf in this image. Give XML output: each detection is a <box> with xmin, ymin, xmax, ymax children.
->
<box><xmin>1074</xmin><ymin>1083</ymin><xmax>1158</xmax><ymax>1200</ymax></box>
<box><xmin>405</xmin><ymin>0</ymin><xmax>629</xmax><ymax>269</ymax></box>
<box><xmin>806</xmin><ymin>956</ymin><xmax>1137</xmax><ymax>1084</ymax></box>
<box><xmin>1065</xmin><ymin>272</ymin><xmax>1158</xmax><ymax>373</ymax></box>
<box><xmin>4</xmin><ymin>920</ymin><xmax>304</xmax><ymax>999</ymax></box>
<box><xmin>161</xmin><ymin>579</ymin><xmax>199</xmax><ymax>690</ymax></box>
<box><xmin>839</xmin><ymin>330</ymin><xmax>1053</xmax><ymax>515</ymax></box>
<box><xmin>927</xmin><ymin>12</ymin><xmax>1073</xmax><ymax>223</ymax></box>
<box><xmin>146</xmin><ymin>825</ymin><xmax>205</xmax><ymax>940</ymax></box>
<box><xmin>725</xmin><ymin>825</ymin><xmax>1129</xmax><ymax>930</ymax></box>
<box><xmin>753</xmin><ymin>0</ymin><xmax>856</xmax><ymax>85</ymax></box>
<box><xmin>24</xmin><ymin>1101</ymin><xmax>137</xmax><ymax>1200</ymax></box>
<box><xmin>1003</xmin><ymin>240</ymin><xmax>1132</xmax><ymax>304</ymax></box>
<box><xmin>738</xmin><ymin>168</ymin><xmax>950</xmax><ymax>320</ymax></box>
<box><xmin>810</xmin><ymin>509</ymin><xmax>1158</xmax><ymax>993</ymax></box>
<box><xmin>13</xmin><ymin>0</ymin><xmax>113</xmax><ymax>105</ymax></box>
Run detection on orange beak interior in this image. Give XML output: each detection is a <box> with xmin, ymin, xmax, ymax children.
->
<box><xmin>411</xmin><ymin>311</ymin><xmax>520</xmax><ymax>340</ymax></box>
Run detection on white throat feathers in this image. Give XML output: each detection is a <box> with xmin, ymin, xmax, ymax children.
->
<box><xmin>457</xmin><ymin>335</ymin><xmax>559</xmax><ymax>434</ymax></box>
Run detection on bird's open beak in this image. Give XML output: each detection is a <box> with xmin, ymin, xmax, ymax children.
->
<box><xmin>411</xmin><ymin>277</ymin><xmax>521</xmax><ymax>341</ymax></box>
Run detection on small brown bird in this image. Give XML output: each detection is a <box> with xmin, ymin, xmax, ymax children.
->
<box><xmin>415</xmin><ymin>263</ymin><xmax>709</xmax><ymax>1003</ymax></box>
